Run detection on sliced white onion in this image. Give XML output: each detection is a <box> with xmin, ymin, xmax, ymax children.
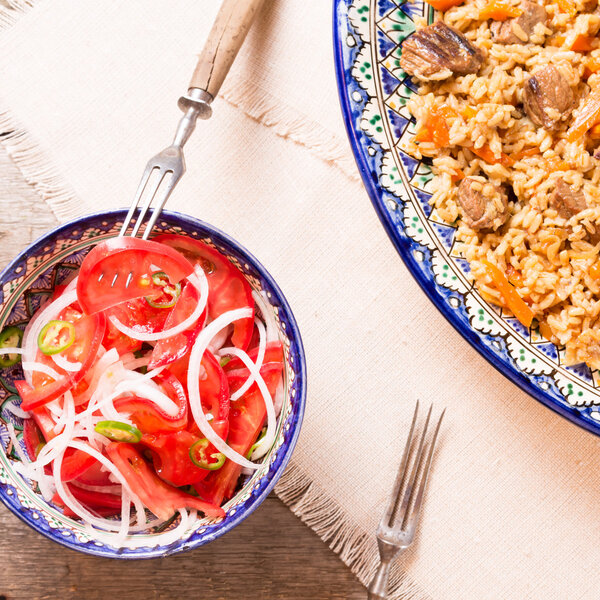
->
<box><xmin>273</xmin><ymin>379</ymin><xmax>284</xmax><ymax>418</ymax></box>
<box><xmin>52</xmin><ymin>353</ymin><xmax>82</xmax><ymax>372</ymax></box>
<box><xmin>0</xmin><ymin>347</ymin><xmax>24</xmax><ymax>356</ymax></box>
<box><xmin>52</xmin><ymin>450</ymin><xmax>127</xmax><ymax>533</ymax></box>
<box><xmin>229</xmin><ymin>317</ymin><xmax>266</xmax><ymax>401</ymax></box>
<box><xmin>30</xmin><ymin>391</ymin><xmax>75</xmax><ymax>470</ymax></box>
<box><xmin>68</xmin><ymin>440</ymin><xmax>146</xmax><ymax>528</ymax></box>
<box><xmin>84</xmin><ymin>508</ymin><xmax>194</xmax><ymax>549</ymax></box>
<box><xmin>7</xmin><ymin>423</ymin><xmax>29</xmax><ymax>463</ymax></box>
<box><xmin>69</xmin><ymin>481</ymin><xmax>121</xmax><ymax>494</ymax></box>
<box><xmin>122</xmin><ymin>356</ymin><xmax>150</xmax><ymax>371</ymax></box>
<box><xmin>108</xmin><ymin>266</ymin><xmax>208</xmax><ymax>342</ymax></box>
<box><xmin>253</xmin><ymin>290</ymin><xmax>279</xmax><ymax>343</ymax></box>
<box><xmin>22</xmin><ymin>361</ymin><xmax>61</xmax><ymax>381</ymax></box>
<box><xmin>187</xmin><ymin>307</ymin><xmax>260</xmax><ymax>470</ymax></box>
<box><xmin>219</xmin><ymin>346</ymin><xmax>276</xmax><ymax>461</ymax></box>
<box><xmin>207</xmin><ymin>324</ymin><xmax>231</xmax><ymax>354</ymax></box>
<box><xmin>22</xmin><ymin>289</ymin><xmax>78</xmax><ymax>384</ymax></box>
<box><xmin>3</xmin><ymin>400</ymin><xmax>30</xmax><ymax>419</ymax></box>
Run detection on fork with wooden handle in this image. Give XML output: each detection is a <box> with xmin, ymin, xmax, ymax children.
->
<box><xmin>368</xmin><ymin>402</ymin><xmax>445</xmax><ymax>600</ymax></box>
<box><xmin>118</xmin><ymin>0</ymin><xmax>266</xmax><ymax>243</ymax></box>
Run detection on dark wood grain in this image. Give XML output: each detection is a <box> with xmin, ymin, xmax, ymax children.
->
<box><xmin>0</xmin><ymin>147</ymin><xmax>365</xmax><ymax>600</ymax></box>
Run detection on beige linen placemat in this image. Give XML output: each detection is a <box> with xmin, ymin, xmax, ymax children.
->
<box><xmin>2</xmin><ymin>1</ymin><xmax>600</xmax><ymax>598</ymax></box>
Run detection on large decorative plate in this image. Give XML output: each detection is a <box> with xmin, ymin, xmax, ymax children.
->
<box><xmin>333</xmin><ymin>0</ymin><xmax>600</xmax><ymax>434</ymax></box>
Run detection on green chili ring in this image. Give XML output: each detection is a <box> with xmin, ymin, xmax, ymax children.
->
<box><xmin>145</xmin><ymin>271</ymin><xmax>182</xmax><ymax>309</ymax></box>
<box><xmin>246</xmin><ymin>427</ymin><xmax>267</xmax><ymax>460</ymax></box>
<box><xmin>95</xmin><ymin>420</ymin><xmax>142</xmax><ymax>443</ymax></box>
<box><xmin>37</xmin><ymin>320</ymin><xmax>76</xmax><ymax>356</ymax></box>
<box><xmin>0</xmin><ymin>326</ymin><xmax>24</xmax><ymax>367</ymax></box>
<box><xmin>189</xmin><ymin>438</ymin><xmax>226</xmax><ymax>470</ymax></box>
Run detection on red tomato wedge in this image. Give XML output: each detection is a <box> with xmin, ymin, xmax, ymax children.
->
<box><xmin>141</xmin><ymin>430</ymin><xmax>212</xmax><ymax>487</ymax></box>
<box><xmin>105</xmin><ymin>442</ymin><xmax>225</xmax><ymax>520</ymax></box>
<box><xmin>153</xmin><ymin>234</ymin><xmax>254</xmax><ymax>350</ymax></box>
<box><xmin>194</xmin><ymin>363</ymin><xmax>283</xmax><ymax>506</ymax></box>
<box><xmin>76</xmin><ymin>238</ymin><xmax>194</xmax><ymax>315</ymax></box>
<box><xmin>113</xmin><ymin>371</ymin><xmax>188</xmax><ymax>434</ymax></box>
<box><xmin>17</xmin><ymin>311</ymin><xmax>106</xmax><ymax>411</ymax></box>
<box><xmin>148</xmin><ymin>281</ymin><xmax>206</xmax><ymax>370</ymax></box>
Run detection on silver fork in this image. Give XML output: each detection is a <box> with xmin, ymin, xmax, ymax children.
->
<box><xmin>368</xmin><ymin>402</ymin><xmax>445</xmax><ymax>600</ymax></box>
<box><xmin>104</xmin><ymin>0</ymin><xmax>266</xmax><ymax>288</ymax></box>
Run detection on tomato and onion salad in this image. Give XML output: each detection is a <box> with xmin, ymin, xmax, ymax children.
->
<box><xmin>0</xmin><ymin>236</ymin><xmax>285</xmax><ymax>547</ymax></box>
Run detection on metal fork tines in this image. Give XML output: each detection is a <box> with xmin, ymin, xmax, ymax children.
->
<box><xmin>368</xmin><ymin>402</ymin><xmax>445</xmax><ymax>600</ymax></box>
<box><xmin>98</xmin><ymin>90</ymin><xmax>213</xmax><ymax>289</ymax></box>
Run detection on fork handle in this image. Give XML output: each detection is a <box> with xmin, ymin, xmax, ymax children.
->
<box><xmin>189</xmin><ymin>0</ymin><xmax>266</xmax><ymax>100</ymax></box>
<box><xmin>367</xmin><ymin>560</ymin><xmax>391</xmax><ymax>600</ymax></box>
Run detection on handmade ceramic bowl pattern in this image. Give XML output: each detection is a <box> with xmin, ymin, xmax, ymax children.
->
<box><xmin>334</xmin><ymin>0</ymin><xmax>600</xmax><ymax>434</ymax></box>
<box><xmin>0</xmin><ymin>210</ymin><xmax>306</xmax><ymax>558</ymax></box>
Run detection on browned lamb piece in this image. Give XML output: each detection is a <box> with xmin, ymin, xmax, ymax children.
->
<box><xmin>523</xmin><ymin>66</ymin><xmax>574</xmax><ymax>130</ymax></box>
<box><xmin>400</xmin><ymin>21</ymin><xmax>484</xmax><ymax>81</ymax></box>
<box><xmin>491</xmin><ymin>2</ymin><xmax>547</xmax><ymax>44</ymax></box>
<box><xmin>457</xmin><ymin>177</ymin><xmax>509</xmax><ymax>231</ymax></box>
<box><xmin>549</xmin><ymin>179</ymin><xmax>587</xmax><ymax>218</ymax></box>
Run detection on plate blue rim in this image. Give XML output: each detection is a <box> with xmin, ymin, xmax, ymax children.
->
<box><xmin>332</xmin><ymin>0</ymin><xmax>599</xmax><ymax>437</ymax></box>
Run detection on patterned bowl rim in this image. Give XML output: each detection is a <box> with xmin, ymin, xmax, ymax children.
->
<box><xmin>0</xmin><ymin>208</ymin><xmax>307</xmax><ymax>558</ymax></box>
<box><xmin>332</xmin><ymin>0</ymin><xmax>600</xmax><ymax>437</ymax></box>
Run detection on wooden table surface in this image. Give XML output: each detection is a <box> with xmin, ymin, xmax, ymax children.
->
<box><xmin>0</xmin><ymin>146</ymin><xmax>366</xmax><ymax>600</ymax></box>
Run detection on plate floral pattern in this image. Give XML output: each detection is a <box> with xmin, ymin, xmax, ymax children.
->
<box><xmin>334</xmin><ymin>0</ymin><xmax>600</xmax><ymax>434</ymax></box>
<box><xmin>0</xmin><ymin>210</ymin><xmax>306</xmax><ymax>557</ymax></box>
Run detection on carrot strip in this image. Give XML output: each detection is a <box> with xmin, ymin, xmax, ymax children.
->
<box><xmin>590</xmin><ymin>261</ymin><xmax>600</xmax><ymax>279</ymax></box>
<box><xmin>451</xmin><ymin>168</ymin><xmax>465</xmax><ymax>182</ymax></box>
<box><xmin>427</xmin><ymin>0</ymin><xmax>464</xmax><ymax>10</ymax></box>
<box><xmin>482</xmin><ymin>260</ymin><xmax>535</xmax><ymax>327</ymax></box>
<box><xmin>567</xmin><ymin>87</ymin><xmax>600</xmax><ymax>142</ymax></box>
<box><xmin>479</xmin><ymin>1</ymin><xmax>522</xmax><ymax>20</ymax></box>
<box><xmin>572</xmin><ymin>34</ymin><xmax>595</xmax><ymax>52</ymax></box>
<box><xmin>557</xmin><ymin>0</ymin><xmax>577</xmax><ymax>17</ymax></box>
<box><xmin>469</xmin><ymin>144</ymin><xmax>515</xmax><ymax>167</ymax></box>
<box><xmin>538</xmin><ymin>321</ymin><xmax>554</xmax><ymax>342</ymax></box>
<box><xmin>511</xmin><ymin>147</ymin><xmax>540</xmax><ymax>161</ymax></box>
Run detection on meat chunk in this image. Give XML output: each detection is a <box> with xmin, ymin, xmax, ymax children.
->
<box><xmin>549</xmin><ymin>179</ymin><xmax>587</xmax><ymax>218</ymax></box>
<box><xmin>400</xmin><ymin>21</ymin><xmax>484</xmax><ymax>81</ymax></box>
<box><xmin>523</xmin><ymin>66</ymin><xmax>574</xmax><ymax>130</ymax></box>
<box><xmin>491</xmin><ymin>2</ymin><xmax>547</xmax><ymax>44</ymax></box>
<box><xmin>457</xmin><ymin>177</ymin><xmax>509</xmax><ymax>231</ymax></box>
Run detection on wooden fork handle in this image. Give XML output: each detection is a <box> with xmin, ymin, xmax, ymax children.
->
<box><xmin>189</xmin><ymin>0</ymin><xmax>266</xmax><ymax>100</ymax></box>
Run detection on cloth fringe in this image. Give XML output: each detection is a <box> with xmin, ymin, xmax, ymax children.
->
<box><xmin>0</xmin><ymin>0</ymin><xmax>33</xmax><ymax>29</ymax></box>
<box><xmin>275</xmin><ymin>461</ymin><xmax>433</xmax><ymax>600</ymax></box>
<box><xmin>0</xmin><ymin>108</ymin><xmax>82</xmax><ymax>222</ymax></box>
<box><xmin>220</xmin><ymin>75</ymin><xmax>361</xmax><ymax>185</ymax></box>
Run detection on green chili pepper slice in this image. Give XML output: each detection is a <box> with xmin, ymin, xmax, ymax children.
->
<box><xmin>189</xmin><ymin>438</ymin><xmax>226</xmax><ymax>470</ymax></box>
<box><xmin>246</xmin><ymin>427</ymin><xmax>267</xmax><ymax>460</ymax></box>
<box><xmin>0</xmin><ymin>326</ymin><xmax>23</xmax><ymax>367</ymax></box>
<box><xmin>145</xmin><ymin>271</ymin><xmax>182</xmax><ymax>309</ymax></box>
<box><xmin>95</xmin><ymin>420</ymin><xmax>142</xmax><ymax>443</ymax></box>
<box><xmin>219</xmin><ymin>356</ymin><xmax>231</xmax><ymax>368</ymax></box>
<box><xmin>37</xmin><ymin>320</ymin><xmax>76</xmax><ymax>356</ymax></box>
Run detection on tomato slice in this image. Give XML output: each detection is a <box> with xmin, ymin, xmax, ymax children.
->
<box><xmin>23</xmin><ymin>417</ymin><xmax>45</xmax><ymax>460</ymax></box>
<box><xmin>105</xmin><ymin>442</ymin><xmax>225</xmax><ymax>520</ymax></box>
<box><xmin>194</xmin><ymin>362</ymin><xmax>283</xmax><ymax>506</ymax></box>
<box><xmin>76</xmin><ymin>238</ymin><xmax>194</xmax><ymax>315</ymax></box>
<box><xmin>141</xmin><ymin>430</ymin><xmax>213</xmax><ymax>487</ymax></box>
<box><xmin>17</xmin><ymin>311</ymin><xmax>106</xmax><ymax>411</ymax></box>
<box><xmin>114</xmin><ymin>371</ymin><xmax>188</xmax><ymax>434</ymax></box>
<box><xmin>148</xmin><ymin>281</ymin><xmax>206</xmax><ymax>370</ymax></box>
<box><xmin>153</xmin><ymin>234</ymin><xmax>254</xmax><ymax>350</ymax></box>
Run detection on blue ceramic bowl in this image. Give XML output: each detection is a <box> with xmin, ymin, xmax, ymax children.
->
<box><xmin>0</xmin><ymin>209</ymin><xmax>306</xmax><ymax>558</ymax></box>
